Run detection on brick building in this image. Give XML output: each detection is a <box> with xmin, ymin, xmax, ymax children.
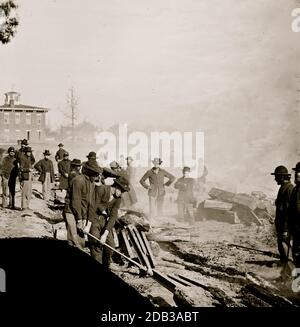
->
<box><xmin>0</xmin><ymin>91</ymin><xmax>49</xmax><ymax>143</ymax></box>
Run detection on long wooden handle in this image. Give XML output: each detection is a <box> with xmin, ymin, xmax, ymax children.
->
<box><xmin>84</xmin><ymin>230</ymin><xmax>147</xmax><ymax>271</ymax></box>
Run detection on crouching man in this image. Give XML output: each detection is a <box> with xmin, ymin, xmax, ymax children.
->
<box><xmin>88</xmin><ymin>176</ymin><xmax>130</xmax><ymax>268</ymax></box>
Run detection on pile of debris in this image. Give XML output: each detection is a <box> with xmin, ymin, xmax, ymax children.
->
<box><xmin>197</xmin><ymin>188</ymin><xmax>275</xmax><ymax>226</ymax></box>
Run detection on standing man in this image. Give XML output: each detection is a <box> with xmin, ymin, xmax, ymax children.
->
<box><xmin>288</xmin><ymin>162</ymin><xmax>300</xmax><ymax>269</ymax></box>
<box><xmin>69</xmin><ymin>160</ymin><xmax>101</xmax><ymax>249</ymax></box>
<box><xmin>63</xmin><ymin>158</ymin><xmax>83</xmax><ymax>248</ymax></box>
<box><xmin>0</xmin><ymin>147</ymin><xmax>16</xmax><ymax>208</ymax></box>
<box><xmin>88</xmin><ymin>176</ymin><xmax>130</xmax><ymax>268</ymax></box>
<box><xmin>121</xmin><ymin>156</ymin><xmax>138</xmax><ymax>208</ymax></box>
<box><xmin>19</xmin><ymin>147</ymin><xmax>33</xmax><ymax>210</ymax></box>
<box><xmin>16</xmin><ymin>139</ymin><xmax>35</xmax><ymax>169</ymax></box>
<box><xmin>55</xmin><ymin>143</ymin><xmax>67</xmax><ymax>162</ymax></box>
<box><xmin>34</xmin><ymin>150</ymin><xmax>55</xmax><ymax>201</ymax></box>
<box><xmin>271</xmin><ymin>166</ymin><xmax>294</xmax><ymax>264</ymax></box>
<box><xmin>58</xmin><ymin>152</ymin><xmax>71</xmax><ymax>191</ymax></box>
<box><xmin>140</xmin><ymin>158</ymin><xmax>175</xmax><ymax>219</ymax></box>
<box><xmin>174</xmin><ymin>166</ymin><xmax>196</xmax><ymax>224</ymax></box>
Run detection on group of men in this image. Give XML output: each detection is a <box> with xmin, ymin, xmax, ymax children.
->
<box><xmin>272</xmin><ymin>162</ymin><xmax>300</xmax><ymax>270</ymax></box>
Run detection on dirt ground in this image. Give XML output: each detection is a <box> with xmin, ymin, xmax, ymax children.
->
<box><xmin>0</xmin><ymin>180</ymin><xmax>299</xmax><ymax>307</ymax></box>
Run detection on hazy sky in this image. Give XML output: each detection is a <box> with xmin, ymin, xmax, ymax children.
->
<box><xmin>1</xmin><ymin>0</ymin><xmax>299</xmax><ymax>192</ymax></box>
<box><xmin>1</xmin><ymin>0</ymin><xmax>298</xmax><ymax>129</ymax></box>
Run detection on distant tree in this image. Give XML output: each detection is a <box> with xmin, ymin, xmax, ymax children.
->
<box><xmin>0</xmin><ymin>0</ymin><xmax>18</xmax><ymax>44</ymax></box>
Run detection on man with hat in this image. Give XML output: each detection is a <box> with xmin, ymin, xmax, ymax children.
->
<box><xmin>55</xmin><ymin>143</ymin><xmax>68</xmax><ymax>162</ymax></box>
<box><xmin>88</xmin><ymin>176</ymin><xmax>130</xmax><ymax>268</ymax></box>
<box><xmin>271</xmin><ymin>165</ymin><xmax>294</xmax><ymax>264</ymax></box>
<box><xmin>140</xmin><ymin>158</ymin><xmax>175</xmax><ymax>219</ymax></box>
<box><xmin>63</xmin><ymin>158</ymin><xmax>83</xmax><ymax>248</ymax></box>
<box><xmin>57</xmin><ymin>152</ymin><xmax>71</xmax><ymax>190</ymax></box>
<box><xmin>288</xmin><ymin>162</ymin><xmax>300</xmax><ymax>269</ymax></box>
<box><xmin>174</xmin><ymin>166</ymin><xmax>196</xmax><ymax>224</ymax></box>
<box><xmin>69</xmin><ymin>160</ymin><xmax>101</xmax><ymax>249</ymax></box>
<box><xmin>0</xmin><ymin>146</ymin><xmax>16</xmax><ymax>208</ymax></box>
<box><xmin>34</xmin><ymin>150</ymin><xmax>55</xmax><ymax>201</ymax></box>
<box><xmin>16</xmin><ymin>139</ymin><xmax>35</xmax><ymax>166</ymax></box>
<box><xmin>109</xmin><ymin>160</ymin><xmax>128</xmax><ymax>178</ymax></box>
<box><xmin>19</xmin><ymin>146</ymin><xmax>34</xmax><ymax>210</ymax></box>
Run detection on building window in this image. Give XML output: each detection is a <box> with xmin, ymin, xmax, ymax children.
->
<box><xmin>15</xmin><ymin>112</ymin><xmax>20</xmax><ymax>124</ymax></box>
<box><xmin>4</xmin><ymin>113</ymin><xmax>9</xmax><ymax>124</ymax></box>
<box><xmin>26</xmin><ymin>113</ymin><xmax>31</xmax><ymax>125</ymax></box>
<box><xmin>26</xmin><ymin>130</ymin><xmax>31</xmax><ymax>141</ymax></box>
<box><xmin>37</xmin><ymin>113</ymin><xmax>41</xmax><ymax>125</ymax></box>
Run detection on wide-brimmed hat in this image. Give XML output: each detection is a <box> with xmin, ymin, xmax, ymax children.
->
<box><xmin>7</xmin><ymin>146</ymin><xmax>15</xmax><ymax>153</ymax></box>
<box><xmin>24</xmin><ymin>146</ymin><xmax>32</xmax><ymax>153</ymax></box>
<box><xmin>63</xmin><ymin>152</ymin><xmax>69</xmax><ymax>157</ymax></box>
<box><xmin>83</xmin><ymin>161</ymin><xmax>101</xmax><ymax>175</ymax></box>
<box><xmin>292</xmin><ymin>162</ymin><xmax>300</xmax><ymax>173</ymax></box>
<box><xmin>102</xmin><ymin>167</ymin><xmax>120</xmax><ymax>179</ymax></box>
<box><xmin>70</xmin><ymin>158</ymin><xmax>81</xmax><ymax>166</ymax></box>
<box><xmin>113</xmin><ymin>176</ymin><xmax>130</xmax><ymax>192</ymax></box>
<box><xmin>43</xmin><ymin>150</ymin><xmax>51</xmax><ymax>156</ymax></box>
<box><xmin>110</xmin><ymin>161</ymin><xmax>120</xmax><ymax>169</ymax></box>
<box><xmin>152</xmin><ymin>158</ymin><xmax>162</xmax><ymax>165</ymax></box>
<box><xmin>21</xmin><ymin>139</ymin><xmax>28</xmax><ymax>146</ymax></box>
<box><xmin>183</xmin><ymin>166</ymin><xmax>191</xmax><ymax>173</ymax></box>
<box><xmin>86</xmin><ymin>151</ymin><xmax>97</xmax><ymax>159</ymax></box>
<box><xmin>58</xmin><ymin>143</ymin><xmax>64</xmax><ymax>147</ymax></box>
<box><xmin>271</xmin><ymin>165</ymin><xmax>290</xmax><ymax>175</ymax></box>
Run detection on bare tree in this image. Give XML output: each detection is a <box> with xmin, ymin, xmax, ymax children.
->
<box><xmin>0</xmin><ymin>0</ymin><xmax>18</xmax><ymax>44</ymax></box>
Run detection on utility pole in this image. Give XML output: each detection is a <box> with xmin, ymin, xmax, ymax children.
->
<box><xmin>65</xmin><ymin>87</ymin><xmax>78</xmax><ymax>144</ymax></box>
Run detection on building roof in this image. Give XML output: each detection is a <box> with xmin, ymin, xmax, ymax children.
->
<box><xmin>0</xmin><ymin>104</ymin><xmax>49</xmax><ymax>112</ymax></box>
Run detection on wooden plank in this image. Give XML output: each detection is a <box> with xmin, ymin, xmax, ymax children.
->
<box><xmin>120</xmin><ymin>229</ymin><xmax>134</xmax><ymax>258</ymax></box>
<box><xmin>249</xmin><ymin>210</ymin><xmax>264</xmax><ymax>226</ymax></box>
<box><xmin>130</xmin><ymin>225</ymin><xmax>148</xmax><ymax>255</ymax></box>
<box><xmin>232</xmin><ymin>194</ymin><xmax>260</xmax><ymax>211</ymax></box>
<box><xmin>141</xmin><ymin>231</ymin><xmax>156</xmax><ymax>268</ymax></box>
<box><xmin>167</xmin><ymin>274</ymin><xmax>193</xmax><ymax>287</ymax></box>
<box><xmin>204</xmin><ymin>200</ymin><xmax>232</xmax><ymax>211</ymax></box>
<box><xmin>112</xmin><ymin>228</ymin><xmax>119</xmax><ymax>248</ymax></box>
<box><xmin>127</xmin><ymin>226</ymin><xmax>152</xmax><ymax>272</ymax></box>
<box><xmin>208</xmin><ymin>188</ymin><xmax>235</xmax><ymax>202</ymax></box>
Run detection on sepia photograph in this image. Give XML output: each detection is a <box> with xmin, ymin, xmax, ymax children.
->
<box><xmin>0</xmin><ymin>0</ymin><xmax>300</xmax><ymax>323</ymax></box>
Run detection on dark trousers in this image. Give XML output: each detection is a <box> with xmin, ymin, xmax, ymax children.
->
<box><xmin>277</xmin><ymin>235</ymin><xmax>289</xmax><ymax>263</ymax></box>
<box><xmin>292</xmin><ymin>235</ymin><xmax>300</xmax><ymax>268</ymax></box>
<box><xmin>8</xmin><ymin>177</ymin><xmax>16</xmax><ymax>208</ymax></box>
<box><xmin>88</xmin><ymin>216</ymin><xmax>115</xmax><ymax>268</ymax></box>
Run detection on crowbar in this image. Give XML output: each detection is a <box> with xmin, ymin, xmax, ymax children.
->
<box><xmin>83</xmin><ymin>230</ymin><xmax>153</xmax><ymax>276</ymax></box>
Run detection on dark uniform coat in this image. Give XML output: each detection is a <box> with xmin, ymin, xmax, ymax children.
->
<box><xmin>69</xmin><ymin>174</ymin><xmax>95</xmax><ymax>221</ymax></box>
<box><xmin>34</xmin><ymin>159</ymin><xmax>55</xmax><ymax>183</ymax></box>
<box><xmin>63</xmin><ymin>169</ymin><xmax>81</xmax><ymax>215</ymax></box>
<box><xmin>19</xmin><ymin>155</ymin><xmax>33</xmax><ymax>181</ymax></box>
<box><xmin>88</xmin><ymin>185</ymin><xmax>121</xmax><ymax>230</ymax></box>
<box><xmin>288</xmin><ymin>185</ymin><xmax>300</xmax><ymax>266</ymax></box>
<box><xmin>58</xmin><ymin>159</ymin><xmax>71</xmax><ymax>190</ymax></box>
<box><xmin>174</xmin><ymin>177</ymin><xmax>195</xmax><ymax>204</ymax></box>
<box><xmin>275</xmin><ymin>181</ymin><xmax>294</xmax><ymax>234</ymax></box>
<box><xmin>55</xmin><ymin>148</ymin><xmax>67</xmax><ymax>162</ymax></box>
<box><xmin>0</xmin><ymin>155</ymin><xmax>16</xmax><ymax>179</ymax></box>
<box><xmin>140</xmin><ymin>168</ymin><xmax>175</xmax><ymax>197</ymax></box>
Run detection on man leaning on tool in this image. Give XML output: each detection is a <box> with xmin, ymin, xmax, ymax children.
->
<box><xmin>140</xmin><ymin>158</ymin><xmax>175</xmax><ymax>219</ymax></box>
<box><xmin>271</xmin><ymin>165</ymin><xmax>294</xmax><ymax>264</ymax></box>
<box><xmin>69</xmin><ymin>159</ymin><xmax>101</xmax><ymax>248</ymax></box>
<box><xmin>63</xmin><ymin>158</ymin><xmax>82</xmax><ymax>248</ymax></box>
<box><xmin>88</xmin><ymin>176</ymin><xmax>130</xmax><ymax>268</ymax></box>
<box><xmin>288</xmin><ymin>162</ymin><xmax>300</xmax><ymax>269</ymax></box>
